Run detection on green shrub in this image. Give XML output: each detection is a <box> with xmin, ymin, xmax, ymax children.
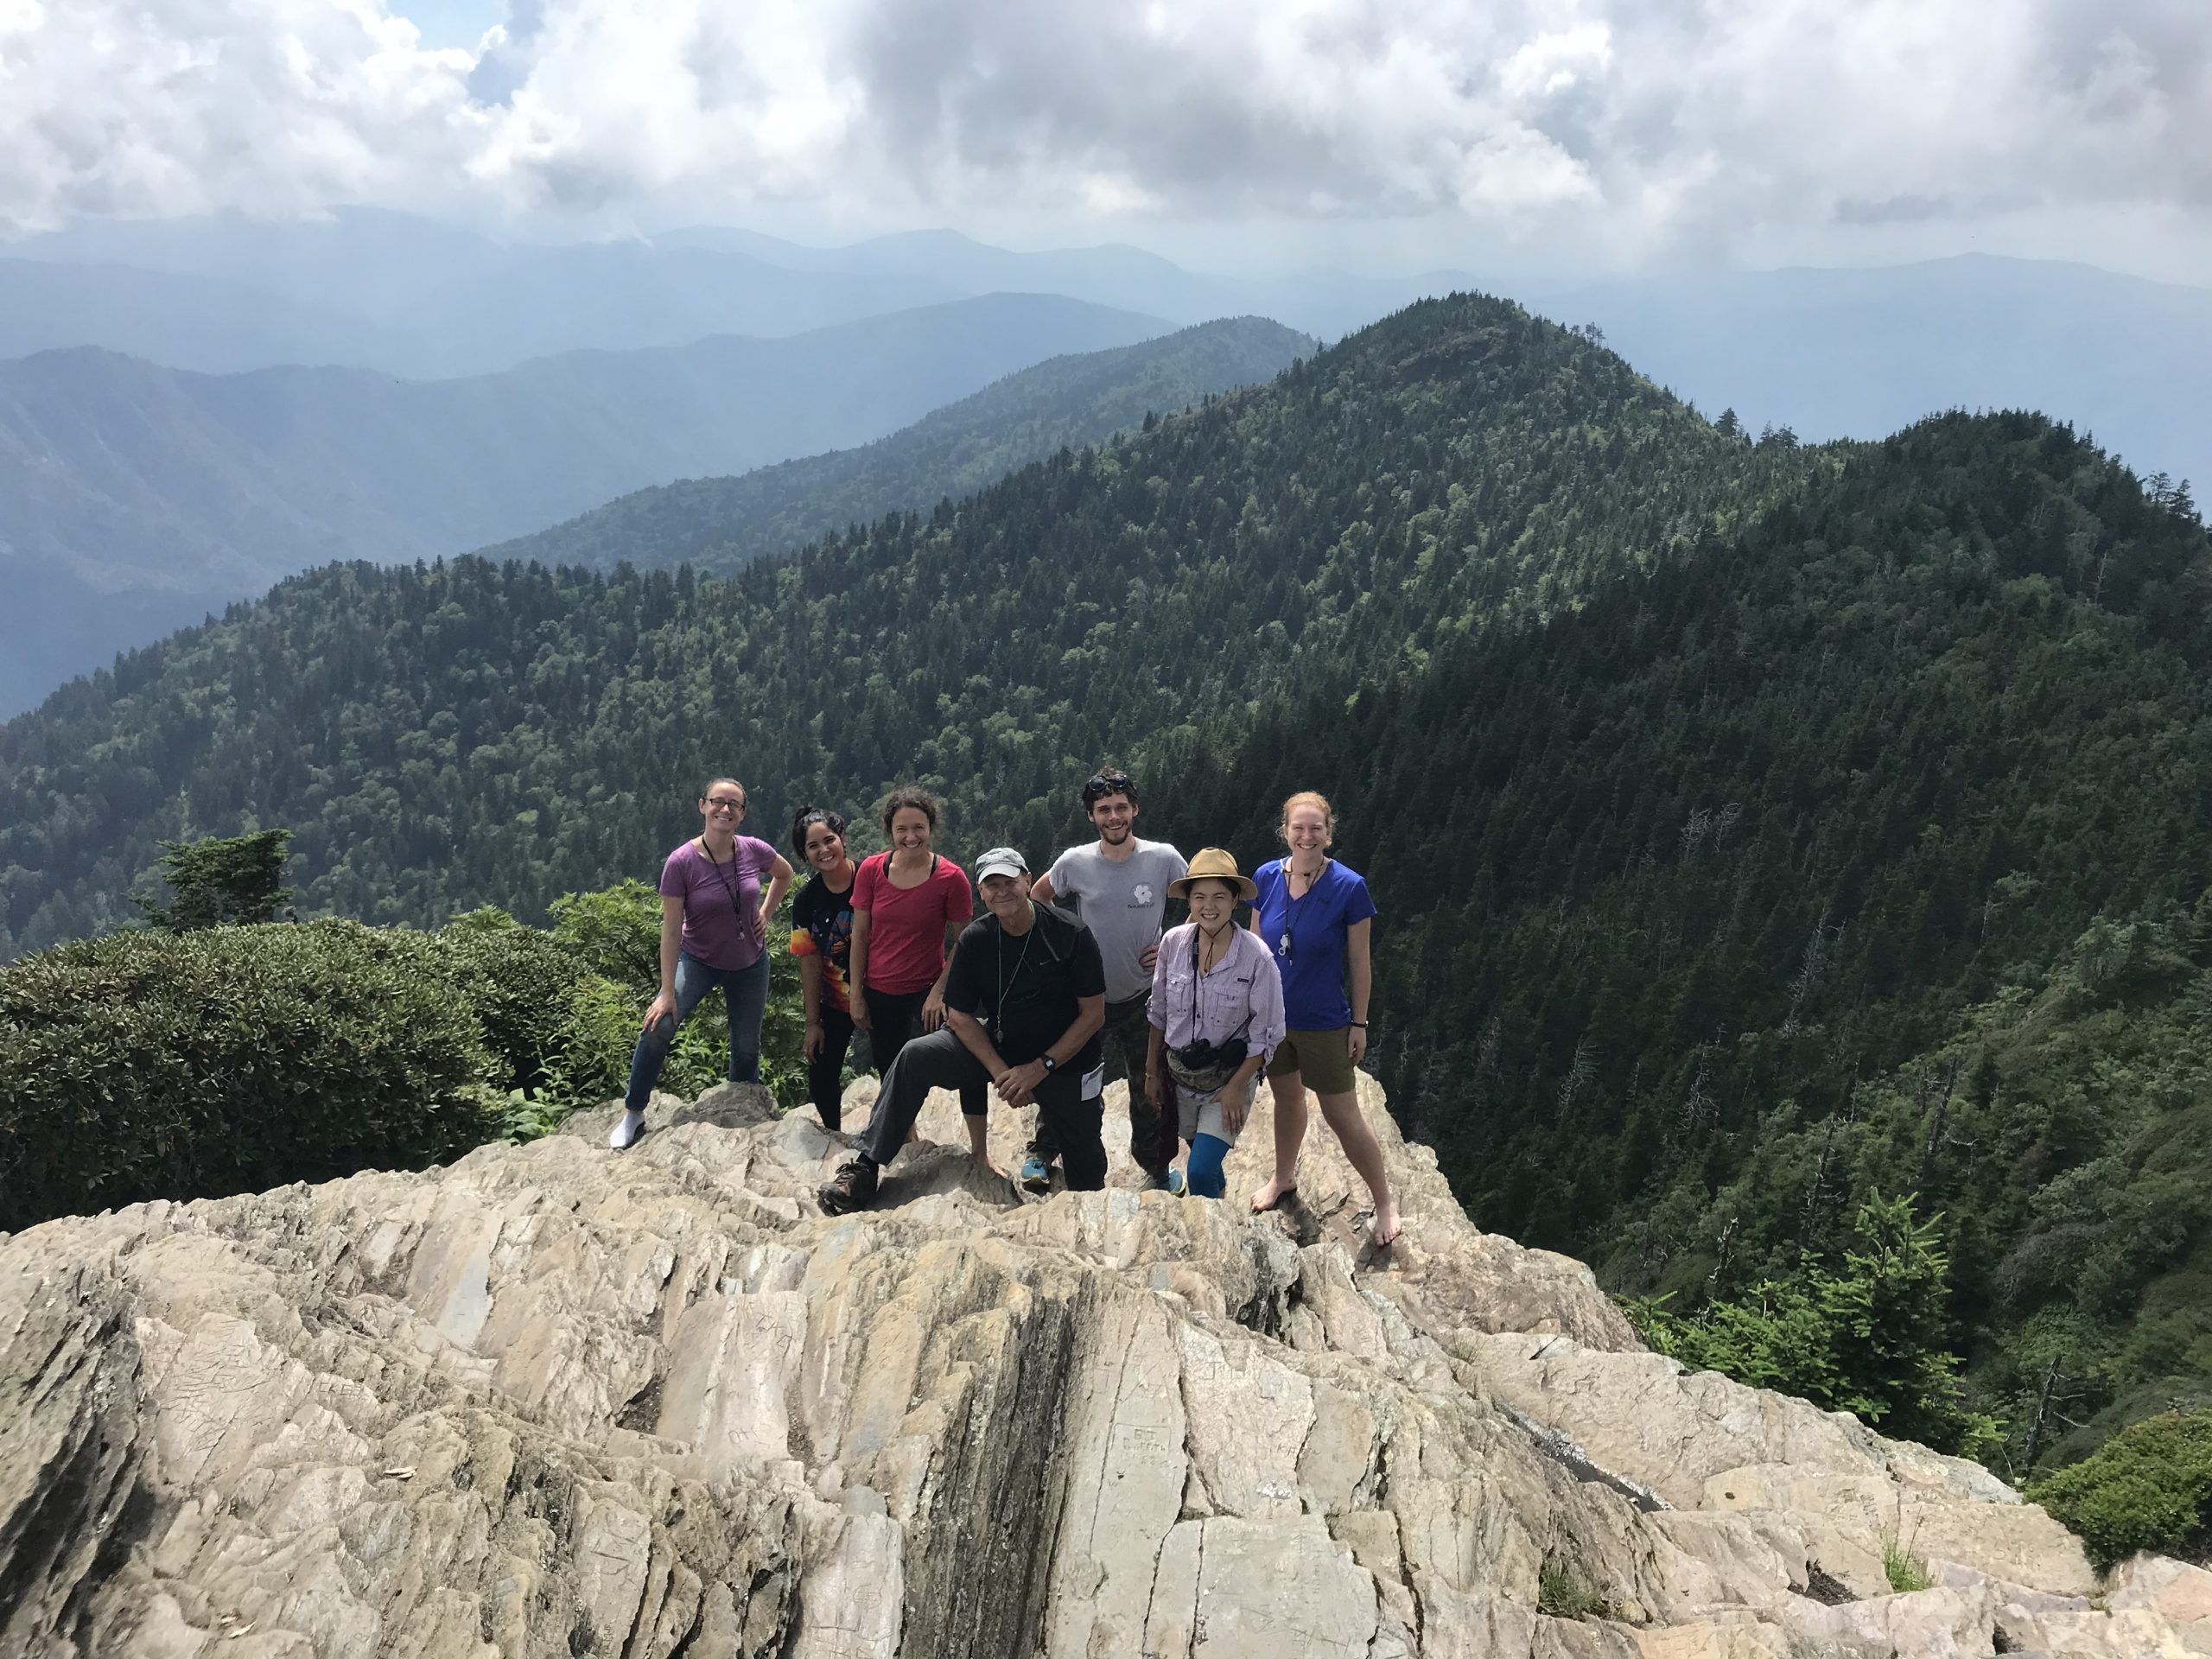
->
<box><xmin>1625</xmin><ymin>1192</ymin><xmax>2001</xmax><ymax>1459</ymax></box>
<box><xmin>1536</xmin><ymin>1562</ymin><xmax>1611</xmax><ymax>1620</ymax></box>
<box><xmin>2031</xmin><ymin>1408</ymin><xmax>2212</xmax><ymax>1568</ymax></box>
<box><xmin>758</xmin><ymin>947</ymin><xmax>810</xmax><ymax>1111</ymax></box>
<box><xmin>1882</xmin><ymin>1535</ymin><xmax>1935</xmax><ymax>1592</ymax></box>
<box><xmin>542</xmin><ymin>971</ymin><xmax>733</xmax><ymax>1112</ymax></box>
<box><xmin>0</xmin><ymin>919</ymin><xmax>498</xmax><ymax>1231</ymax></box>
<box><xmin>549</xmin><ymin>880</ymin><xmax>665</xmax><ymax>987</ymax></box>
<box><xmin>548</xmin><ymin>879</ymin><xmax>809</xmax><ymax>1112</ymax></box>
<box><xmin>435</xmin><ymin>908</ymin><xmax>594</xmax><ymax>1094</ymax></box>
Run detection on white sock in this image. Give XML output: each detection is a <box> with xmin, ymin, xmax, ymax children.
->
<box><xmin>609</xmin><ymin>1108</ymin><xmax>645</xmax><ymax>1150</ymax></box>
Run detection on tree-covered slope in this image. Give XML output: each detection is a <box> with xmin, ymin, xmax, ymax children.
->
<box><xmin>480</xmin><ymin>316</ymin><xmax>1315</xmax><ymax>577</ymax></box>
<box><xmin>1155</xmin><ymin>408</ymin><xmax>2212</xmax><ymax>1465</ymax></box>
<box><xmin>1766</xmin><ymin>914</ymin><xmax>2212</xmax><ymax>1471</ymax></box>
<box><xmin>0</xmin><ymin>292</ymin><xmax>1171</xmax><ymax>716</ymax></box>
<box><xmin>1173</xmin><ymin>411</ymin><xmax>2212</xmax><ymax>1207</ymax></box>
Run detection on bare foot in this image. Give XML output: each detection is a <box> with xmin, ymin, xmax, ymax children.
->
<box><xmin>970</xmin><ymin>1153</ymin><xmax>1004</xmax><ymax>1181</ymax></box>
<box><xmin>1250</xmin><ymin>1176</ymin><xmax>1298</xmax><ymax>1214</ymax></box>
<box><xmin>1369</xmin><ymin>1197</ymin><xmax>1403</xmax><ymax>1248</ymax></box>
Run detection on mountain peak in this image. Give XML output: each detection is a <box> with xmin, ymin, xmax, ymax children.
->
<box><xmin>3</xmin><ymin>1073</ymin><xmax>2165</xmax><ymax>1656</ymax></box>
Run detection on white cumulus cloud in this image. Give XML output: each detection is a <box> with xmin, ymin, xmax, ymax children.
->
<box><xmin>0</xmin><ymin>0</ymin><xmax>2203</xmax><ymax>263</ymax></box>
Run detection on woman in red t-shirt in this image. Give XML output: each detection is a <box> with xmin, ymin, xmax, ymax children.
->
<box><xmin>848</xmin><ymin>785</ymin><xmax>983</xmax><ymax>1116</ymax></box>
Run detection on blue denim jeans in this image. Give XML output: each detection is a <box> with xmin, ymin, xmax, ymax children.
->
<box><xmin>624</xmin><ymin>950</ymin><xmax>768</xmax><ymax>1111</ymax></box>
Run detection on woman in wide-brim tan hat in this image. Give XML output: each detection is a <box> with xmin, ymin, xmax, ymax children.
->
<box><xmin>1144</xmin><ymin>849</ymin><xmax>1285</xmax><ymax>1199</ymax></box>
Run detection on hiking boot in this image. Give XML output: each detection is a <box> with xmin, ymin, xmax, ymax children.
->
<box><xmin>817</xmin><ymin>1158</ymin><xmax>879</xmax><ymax>1216</ymax></box>
<box><xmin>1018</xmin><ymin>1152</ymin><xmax>1052</xmax><ymax>1193</ymax></box>
<box><xmin>1142</xmin><ymin>1166</ymin><xmax>1187</xmax><ymax>1197</ymax></box>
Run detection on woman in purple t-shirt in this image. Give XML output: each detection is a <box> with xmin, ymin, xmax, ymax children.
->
<box><xmin>610</xmin><ymin>776</ymin><xmax>795</xmax><ymax>1150</ymax></box>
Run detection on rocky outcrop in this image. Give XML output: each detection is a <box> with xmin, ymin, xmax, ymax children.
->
<box><xmin>0</xmin><ymin>1073</ymin><xmax>2191</xmax><ymax>1656</ymax></box>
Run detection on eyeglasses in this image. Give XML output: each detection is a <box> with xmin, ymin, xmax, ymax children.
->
<box><xmin>704</xmin><ymin>797</ymin><xmax>746</xmax><ymax>812</ymax></box>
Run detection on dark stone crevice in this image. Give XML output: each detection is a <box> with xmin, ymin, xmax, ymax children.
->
<box><xmin>0</xmin><ymin>1276</ymin><xmax>154</xmax><ymax>1657</ymax></box>
<box><xmin>895</xmin><ymin>1267</ymin><xmax>1084</xmax><ymax>1659</ymax></box>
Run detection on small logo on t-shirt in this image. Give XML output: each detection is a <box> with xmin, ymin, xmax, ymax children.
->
<box><xmin>1132</xmin><ymin>884</ymin><xmax>1155</xmax><ymax>907</ymax></box>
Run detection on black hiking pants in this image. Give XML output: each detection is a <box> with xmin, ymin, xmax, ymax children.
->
<box><xmin>1028</xmin><ymin>991</ymin><xmax>1170</xmax><ymax>1175</ymax></box>
<box><xmin>856</xmin><ymin>1027</ymin><xmax>1106</xmax><ymax>1189</ymax></box>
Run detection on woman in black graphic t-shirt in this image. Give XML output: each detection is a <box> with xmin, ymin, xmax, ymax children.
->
<box><xmin>786</xmin><ymin>805</ymin><xmax>859</xmax><ymax>1129</ymax></box>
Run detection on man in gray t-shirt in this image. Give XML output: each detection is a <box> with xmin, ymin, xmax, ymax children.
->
<box><xmin>1022</xmin><ymin>768</ymin><xmax>1187</xmax><ymax>1191</ymax></box>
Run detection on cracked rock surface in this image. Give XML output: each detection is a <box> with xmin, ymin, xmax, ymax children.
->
<box><xmin>1</xmin><ymin>1074</ymin><xmax>2196</xmax><ymax>1657</ymax></box>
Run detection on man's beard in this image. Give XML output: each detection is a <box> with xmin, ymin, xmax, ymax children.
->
<box><xmin>1100</xmin><ymin>823</ymin><xmax>1132</xmax><ymax>844</ymax></box>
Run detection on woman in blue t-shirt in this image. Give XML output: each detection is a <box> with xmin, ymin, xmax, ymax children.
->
<box><xmin>1247</xmin><ymin>790</ymin><xmax>1400</xmax><ymax>1245</ymax></box>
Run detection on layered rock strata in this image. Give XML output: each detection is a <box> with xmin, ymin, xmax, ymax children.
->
<box><xmin>1</xmin><ymin>1074</ymin><xmax>2197</xmax><ymax>1657</ymax></box>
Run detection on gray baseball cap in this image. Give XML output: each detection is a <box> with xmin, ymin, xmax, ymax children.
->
<box><xmin>972</xmin><ymin>846</ymin><xmax>1028</xmax><ymax>881</ymax></box>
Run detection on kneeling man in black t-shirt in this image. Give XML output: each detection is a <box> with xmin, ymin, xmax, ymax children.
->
<box><xmin>819</xmin><ymin>847</ymin><xmax>1108</xmax><ymax>1214</ymax></box>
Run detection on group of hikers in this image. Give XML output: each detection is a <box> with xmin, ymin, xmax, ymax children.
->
<box><xmin>606</xmin><ymin>767</ymin><xmax>1401</xmax><ymax>1247</ymax></box>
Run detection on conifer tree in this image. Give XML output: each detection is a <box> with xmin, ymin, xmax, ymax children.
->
<box><xmin>134</xmin><ymin>830</ymin><xmax>294</xmax><ymax>931</ymax></box>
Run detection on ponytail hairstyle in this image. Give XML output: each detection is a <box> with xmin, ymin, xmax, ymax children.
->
<box><xmin>1276</xmin><ymin>790</ymin><xmax>1336</xmax><ymax>848</ymax></box>
<box><xmin>790</xmin><ymin>804</ymin><xmax>850</xmax><ymax>862</ymax></box>
<box><xmin>879</xmin><ymin>785</ymin><xmax>943</xmax><ymax>839</ymax></box>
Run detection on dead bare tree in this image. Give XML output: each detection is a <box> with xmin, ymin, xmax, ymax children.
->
<box><xmin>1916</xmin><ymin>1057</ymin><xmax>1966</xmax><ymax>1191</ymax></box>
<box><xmin>1711</xmin><ymin>802</ymin><xmax>1743</xmax><ymax>850</ymax></box>
<box><xmin>1555</xmin><ymin>1034</ymin><xmax>1596</xmax><ymax>1123</ymax></box>
<box><xmin>1676</xmin><ymin>1055</ymin><xmax>1713</xmax><ymax>1138</ymax></box>
<box><xmin>1680</xmin><ymin>806</ymin><xmax>1711</xmax><ymax>861</ymax></box>
<box><xmin>1802</xmin><ymin>1091</ymin><xmax>1862</xmax><ymax>1243</ymax></box>
<box><xmin>1473</xmin><ymin>1014</ymin><xmax>1503</xmax><ymax>1096</ymax></box>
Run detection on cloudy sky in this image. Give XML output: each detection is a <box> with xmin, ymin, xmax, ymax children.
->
<box><xmin>3</xmin><ymin>0</ymin><xmax>2206</xmax><ymax>281</ymax></box>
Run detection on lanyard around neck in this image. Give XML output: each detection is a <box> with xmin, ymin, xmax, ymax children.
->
<box><xmin>700</xmin><ymin>836</ymin><xmax>747</xmax><ymax>921</ymax></box>
<box><xmin>1277</xmin><ymin>857</ymin><xmax>1326</xmax><ymax>958</ymax></box>
<box><xmin>996</xmin><ymin>911</ymin><xmax>1038</xmax><ymax>1030</ymax></box>
<box><xmin>1189</xmin><ymin>923</ymin><xmax>1254</xmax><ymax>1043</ymax></box>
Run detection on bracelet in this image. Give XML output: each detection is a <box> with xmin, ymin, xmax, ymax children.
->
<box><xmin>1350</xmin><ymin>1020</ymin><xmax>1369</xmax><ymax>1028</ymax></box>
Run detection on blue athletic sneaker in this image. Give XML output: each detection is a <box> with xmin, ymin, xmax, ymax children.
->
<box><xmin>1143</xmin><ymin>1166</ymin><xmax>1187</xmax><ymax>1197</ymax></box>
<box><xmin>1019</xmin><ymin>1152</ymin><xmax>1052</xmax><ymax>1193</ymax></box>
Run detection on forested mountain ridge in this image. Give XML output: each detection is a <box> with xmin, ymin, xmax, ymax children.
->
<box><xmin>478</xmin><ymin>316</ymin><xmax>1315</xmax><ymax>578</ymax></box>
<box><xmin>7</xmin><ymin>292</ymin><xmax>2212</xmax><ymax>1469</ymax></box>
<box><xmin>1</xmin><ymin>292</ymin><xmax>1787</xmax><ymax>948</ymax></box>
<box><xmin>0</xmin><ymin>291</ymin><xmax>1171</xmax><ymax>716</ymax></box>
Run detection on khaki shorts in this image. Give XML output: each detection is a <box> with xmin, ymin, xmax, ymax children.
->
<box><xmin>1264</xmin><ymin>1027</ymin><xmax>1357</xmax><ymax>1096</ymax></box>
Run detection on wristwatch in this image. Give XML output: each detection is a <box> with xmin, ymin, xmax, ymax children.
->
<box><xmin>1039</xmin><ymin>1056</ymin><xmax>1058</xmax><ymax>1074</ymax></box>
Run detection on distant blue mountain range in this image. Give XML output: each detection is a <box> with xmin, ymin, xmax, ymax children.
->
<box><xmin>2</xmin><ymin>208</ymin><xmax>2204</xmax><ymax>716</ymax></box>
<box><xmin>0</xmin><ymin>293</ymin><xmax>1176</xmax><ymax>714</ymax></box>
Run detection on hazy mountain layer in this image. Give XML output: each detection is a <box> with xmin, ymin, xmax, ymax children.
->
<box><xmin>11</xmin><ymin>215</ymin><xmax>2207</xmax><ymax>503</ymax></box>
<box><xmin>0</xmin><ymin>293</ymin><xmax>1171</xmax><ymax>715</ymax></box>
<box><xmin>2</xmin><ymin>208</ymin><xmax>962</xmax><ymax>375</ymax></box>
<box><xmin>1532</xmin><ymin>256</ymin><xmax>2212</xmax><ymax>507</ymax></box>
<box><xmin>481</xmin><ymin>315</ymin><xmax>1315</xmax><ymax>577</ymax></box>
